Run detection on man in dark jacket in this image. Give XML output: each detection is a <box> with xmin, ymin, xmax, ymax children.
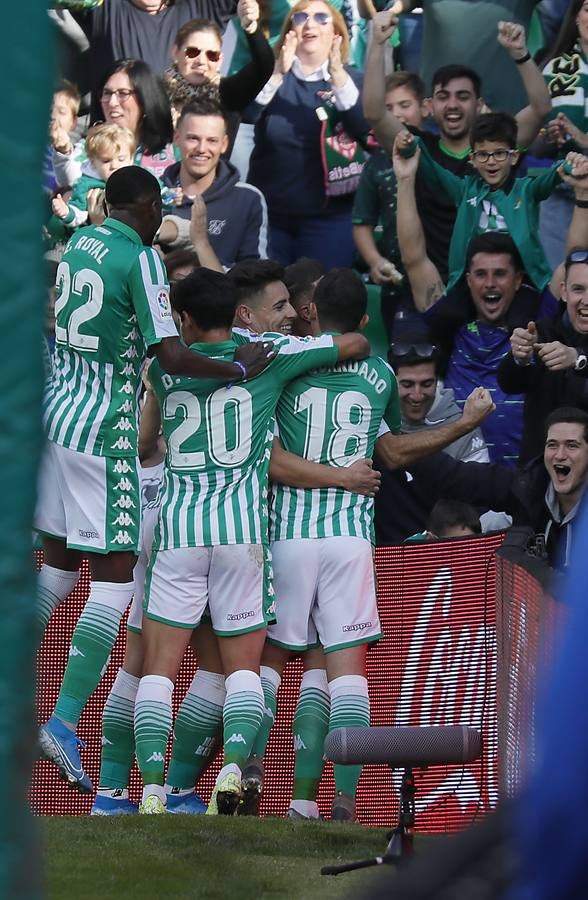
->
<box><xmin>497</xmin><ymin>250</ymin><xmax>588</xmax><ymax>463</ymax></box>
<box><xmin>375</xmin><ymin>407</ymin><xmax>588</xmax><ymax>571</ymax></box>
<box><xmin>158</xmin><ymin>99</ymin><xmax>269</xmax><ymax>268</ymax></box>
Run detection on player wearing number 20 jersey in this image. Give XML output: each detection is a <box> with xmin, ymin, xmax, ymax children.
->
<box><xmin>148</xmin><ymin>330</ymin><xmax>338</xmax><ymax>556</ymax></box>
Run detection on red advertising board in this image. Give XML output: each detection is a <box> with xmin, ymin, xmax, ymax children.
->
<box><xmin>33</xmin><ymin>535</ymin><xmax>507</xmax><ymax>830</ymax></box>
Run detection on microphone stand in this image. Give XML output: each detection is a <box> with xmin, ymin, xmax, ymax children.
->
<box><xmin>321</xmin><ymin>766</ymin><xmax>416</xmax><ymax>876</ymax></box>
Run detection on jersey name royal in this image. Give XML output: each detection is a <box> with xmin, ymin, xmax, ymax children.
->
<box><xmin>44</xmin><ymin>218</ymin><xmax>177</xmax><ymax>457</ymax></box>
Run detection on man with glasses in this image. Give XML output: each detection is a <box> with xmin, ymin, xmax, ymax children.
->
<box><xmin>363</xmin><ymin>15</ymin><xmax>551</xmax><ymax>282</ymax></box>
<box><xmin>158</xmin><ymin>98</ymin><xmax>269</xmax><ymax>268</ymax></box>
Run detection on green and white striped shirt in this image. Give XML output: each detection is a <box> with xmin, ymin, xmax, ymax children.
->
<box><xmin>150</xmin><ymin>333</ymin><xmax>339</xmax><ymax>549</ymax></box>
<box><xmin>44</xmin><ymin>218</ymin><xmax>177</xmax><ymax>457</ymax></box>
<box><xmin>271</xmin><ymin>352</ymin><xmax>401</xmax><ymax>543</ymax></box>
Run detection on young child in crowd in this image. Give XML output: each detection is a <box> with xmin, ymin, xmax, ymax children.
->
<box><xmin>402</xmin><ymin>112</ymin><xmax>582</xmax><ymax>293</ymax></box>
<box><xmin>49</xmin><ymin>123</ymin><xmax>136</xmax><ymax>232</ymax></box>
<box><xmin>352</xmin><ymin>71</ymin><xmax>428</xmax><ymax>337</ymax></box>
<box><xmin>46</xmin><ymin>79</ymin><xmax>84</xmax><ymax>193</ymax></box>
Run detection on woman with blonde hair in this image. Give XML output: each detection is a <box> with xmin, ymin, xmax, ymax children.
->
<box><xmin>248</xmin><ymin>0</ymin><xmax>368</xmax><ymax>268</ymax></box>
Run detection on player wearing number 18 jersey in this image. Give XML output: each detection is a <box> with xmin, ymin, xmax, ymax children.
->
<box><xmin>262</xmin><ymin>269</ymin><xmax>400</xmax><ymax>819</ymax></box>
<box><xmin>134</xmin><ymin>266</ymin><xmax>369</xmax><ymax>815</ymax></box>
<box><xmin>36</xmin><ymin>168</ymin><xmax>273</xmax><ymax>795</ymax></box>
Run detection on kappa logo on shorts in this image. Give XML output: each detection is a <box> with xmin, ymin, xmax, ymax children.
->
<box><xmin>78</xmin><ymin>528</ymin><xmax>99</xmax><ymax>540</ymax></box>
<box><xmin>112</xmin><ymin>530</ymin><xmax>134</xmax><ymax>545</ymax></box>
<box><xmin>111</xmin><ymin>436</ymin><xmax>133</xmax><ymax>451</ymax></box>
<box><xmin>157</xmin><ymin>288</ymin><xmax>172</xmax><ymax>319</ymax></box>
<box><xmin>113</xmin><ymin>495</ymin><xmax>137</xmax><ymax>510</ymax></box>
<box><xmin>342</xmin><ymin>622</ymin><xmax>372</xmax><ymax>632</ymax></box>
<box><xmin>226</xmin><ymin>610</ymin><xmax>255</xmax><ymax>621</ymax></box>
<box><xmin>112</xmin><ymin>512</ymin><xmax>135</xmax><ymax>527</ymax></box>
<box><xmin>113</xmin><ymin>459</ymin><xmax>133</xmax><ymax>474</ymax></box>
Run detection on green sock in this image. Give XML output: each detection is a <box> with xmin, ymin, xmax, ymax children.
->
<box><xmin>166</xmin><ymin>670</ymin><xmax>225</xmax><ymax>790</ymax></box>
<box><xmin>329</xmin><ymin>675</ymin><xmax>370</xmax><ymax>799</ymax></box>
<box><xmin>134</xmin><ymin>675</ymin><xmax>174</xmax><ymax>787</ymax></box>
<box><xmin>292</xmin><ymin>668</ymin><xmax>330</xmax><ymax>801</ymax></box>
<box><xmin>54</xmin><ymin>581</ymin><xmax>133</xmax><ymax>726</ymax></box>
<box><xmin>250</xmin><ymin>666</ymin><xmax>281</xmax><ymax>759</ymax></box>
<box><xmin>223</xmin><ymin>670</ymin><xmax>264</xmax><ymax>769</ymax></box>
<box><xmin>99</xmin><ymin>667</ymin><xmax>139</xmax><ymax>790</ymax></box>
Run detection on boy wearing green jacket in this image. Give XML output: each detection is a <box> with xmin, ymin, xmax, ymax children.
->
<box><xmin>402</xmin><ymin>112</ymin><xmax>582</xmax><ymax>292</ymax></box>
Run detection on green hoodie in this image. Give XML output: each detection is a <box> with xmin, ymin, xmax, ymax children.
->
<box><xmin>415</xmin><ymin>136</ymin><xmax>561</xmax><ymax>291</ymax></box>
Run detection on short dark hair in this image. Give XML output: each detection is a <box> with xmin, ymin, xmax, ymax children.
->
<box><xmin>171</xmin><ymin>267</ymin><xmax>236</xmax><ymax>330</ymax></box>
<box><xmin>164</xmin><ymin>249</ymin><xmax>201</xmax><ymax>282</ymax></box>
<box><xmin>173</xmin><ymin>17</ymin><xmax>222</xmax><ymax>49</ymax></box>
<box><xmin>284</xmin><ymin>258</ymin><xmax>324</xmax><ymax>308</ymax></box>
<box><xmin>177</xmin><ymin>97</ymin><xmax>229</xmax><ymax>132</ymax></box>
<box><xmin>96</xmin><ymin>59</ymin><xmax>173</xmax><ymax>155</ymax></box>
<box><xmin>470</xmin><ymin>112</ymin><xmax>517</xmax><ymax>150</ymax></box>
<box><xmin>228</xmin><ymin>259</ymin><xmax>285</xmax><ymax>307</ymax></box>
<box><xmin>313</xmin><ymin>268</ymin><xmax>366</xmax><ymax>333</ymax></box>
<box><xmin>428</xmin><ymin>499</ymin><xmax>482</xmax><ymax>538</ymax></box>
<box><xmin>465</xmin><ymin>233</ymin><xmax>523</xmax><ymax>272</ymax></box>
<box><xmin>384</xmin><ymin>70</ymin><xmax>425</xmax><ymax>103</ymax></box>
<box><xmin>105</xmin><ymin>166</ymin><xmax>161</xmax><ymax>207</ymax></box>
<box><xmin>431</xmin><ymin>64</ymin><xmax>481</xmax><ymax>98</ymax></box>
<box><xmin>545</xmin><ymin>407</ymin><xmax>588</xmax><ymax>443</ymax></box>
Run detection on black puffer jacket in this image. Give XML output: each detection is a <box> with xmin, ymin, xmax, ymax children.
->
<box><xmin>497</xmin><ymin>312</ymin><xmax>588</xmax><ymax>463</ymax></box>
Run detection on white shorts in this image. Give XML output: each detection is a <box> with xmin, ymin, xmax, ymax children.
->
<box><xmin>267</xmin><ymin>536</ymin><xmax>381</xmax><ymax>652</ymax></box>
<box><xmin>127</xmin><ymin>500</ymin><xmax>160</xmax><ymax>634</ymax></box>
<box><xmin>35</xmin><ymin>440</ymin><xmax>141</xmax><ymax>554</ymax></box>
<box><xmin>144</xmin><ymin>543</ymin><xmax>268</xmax><ymax>635</ymax></box>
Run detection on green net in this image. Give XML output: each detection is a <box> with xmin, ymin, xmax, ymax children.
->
<box><xmin>0</xmin><ymin>4</ymin><xmax>53</xmax><ymax>898</ymax></box>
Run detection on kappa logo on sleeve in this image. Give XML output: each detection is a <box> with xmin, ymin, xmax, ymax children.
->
<box><xmin>157</xmin><ymin>288</ymin><xmax>172</xmax><ymax>320</ymax></box>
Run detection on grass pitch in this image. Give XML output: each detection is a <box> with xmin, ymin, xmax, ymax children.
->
<box><xmin>42</xmin><ymin>816</ymin><xmax>394</xmax><ymax>899</ymax></box>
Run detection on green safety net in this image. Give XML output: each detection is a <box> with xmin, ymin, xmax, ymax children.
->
<box><xmin>0</xmin><ymin>4</ymin><xmax>53</xmax><ymax>898</ymax></box>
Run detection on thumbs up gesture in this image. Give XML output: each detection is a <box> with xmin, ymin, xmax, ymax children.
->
<box><xmin>510</xmin><ymin>321</ymin><xmax>537</xmax><ymax>364</ymax></box>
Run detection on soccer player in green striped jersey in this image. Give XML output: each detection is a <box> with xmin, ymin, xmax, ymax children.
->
<box><xmin>134</xmin><ymin>265</ymin><xmax>370</xmax><ymax>815</ymax></box>
<box><xmin>36</xmin><ymin>167</ymin><xmax>274</xmax><ymax>794</ymax></box>
<box><xmin>251</xmin><ymin>269</ymin><xmax>496</xmax><ymax>821</ymax></box>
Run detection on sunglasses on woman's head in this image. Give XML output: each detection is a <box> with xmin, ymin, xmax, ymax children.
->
<box><xmin>183</xmin><ymin>46</ymin><xmax>221</xmax><ymax>62</ymax></box>
<box><xmin>291</xmin><ymin>11</ymin><xmax>332</xmax><ymax>27</ymax></box>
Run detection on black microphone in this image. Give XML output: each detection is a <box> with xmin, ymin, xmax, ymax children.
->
<box><xmin>325</xmin><ymin>725</ymin><xmax>482</xmax><ymax>767</ymax></box>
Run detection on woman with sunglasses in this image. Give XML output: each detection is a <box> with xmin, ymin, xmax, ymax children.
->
<box><xmin>248</xmin><ymin>0</ymin><xmax>369</xmax><ymax>268</ymax></box>
<box><xmin>95</xmin><ymin>59</ymin><xmax>175</xmax><ymax>179</ymax></box>
<box><xmin>163</xmin><ymin>2</ymin><xmax>274</xmax><ymax>150</ymax></box>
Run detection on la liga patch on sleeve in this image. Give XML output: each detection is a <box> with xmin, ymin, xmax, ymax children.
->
<box><xmin>157</xmin><ymin>288</ymin><xmax>172</xmax><ymax>319</ymax></box>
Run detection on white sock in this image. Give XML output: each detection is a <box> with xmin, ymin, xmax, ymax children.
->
<box><xmin>37</xmin><ymin>564</ymin><xmax>80</xmax><ymax>631</ymax></box>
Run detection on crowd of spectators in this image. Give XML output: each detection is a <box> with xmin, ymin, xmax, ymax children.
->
<box><xmin>44</xmin><ymin>0</ymin><xmax>588</xmax><ymax>572</ymax></box>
